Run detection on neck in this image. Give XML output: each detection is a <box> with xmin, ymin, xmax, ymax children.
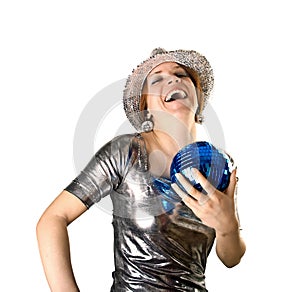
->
<box><xmin>152</xmin><ymin>126</ymin><xmax>196</xmax><ymax>153</ymax></box>
<box><xmin>141</xmin><ymin>123</ymin><xmax>197</xmax><ymax>178</ymax></box>
<box><xmin>152</xmin><ymin>115</ymin><xmax>197</xmax><ymax>150</ymax></box>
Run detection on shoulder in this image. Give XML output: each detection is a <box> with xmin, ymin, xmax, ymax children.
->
<box><xmin>94</xmin><ymin>133</ymin><xmax>139</xmax><ymax>158</ymax></box>
<box><xmin>110</xmin><ymin>133</ymin><xmax>139</xmax><ymax>144</ymax></box>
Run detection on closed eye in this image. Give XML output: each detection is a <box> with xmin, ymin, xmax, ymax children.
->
<box><xmin>175</xmin><ymin>72</ymin><xmax>190</xmax><ymax>78</ymax></box>
<box><xmin>151</xmin><ymin>77</ymin><xmax>163</xmax><ymax>85</ymax></box>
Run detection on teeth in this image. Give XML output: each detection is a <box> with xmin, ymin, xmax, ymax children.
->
<box><xmin>165</xmin><ymin>90</ymin><xmax>187</xmax><ymax>102</ymax></box>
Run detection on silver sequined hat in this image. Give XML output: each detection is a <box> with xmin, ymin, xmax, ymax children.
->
<box><xmin>123</xmin><ymin>48</ymin><xmax>214</xmax><ymax>132</ymax></box>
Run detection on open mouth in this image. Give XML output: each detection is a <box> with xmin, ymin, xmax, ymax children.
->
<box><xmin>164</xmin><ymin>90</ymin><xmax>187</xmax><ymax>102</ymax></box>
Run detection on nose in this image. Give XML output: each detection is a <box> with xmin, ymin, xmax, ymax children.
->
<box><xmin>167</xmin><ymin>75</ymin><xmax>180</xmax><ymax>85</ymax></box>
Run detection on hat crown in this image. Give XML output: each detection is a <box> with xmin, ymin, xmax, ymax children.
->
<box><xmin>150</xmin><ymin>48</ymin><xmax>167</xmax><ymax>57</ymax></box>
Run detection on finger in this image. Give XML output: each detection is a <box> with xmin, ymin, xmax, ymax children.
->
<box><xmin>183</xmin><ymin>193</ymin><xmax>203</xmax><ymax>210</ymax></box>
<box><xmin>225</xmin><ymin>168</ymin><xmax>237</xmax><ymax>197</ymax></box>
<box><xmin>175</xmin><ymin>173</ymin><xmax>200</xmax><ymax>200</ymax></box>
<box><xmin>171</xmin><ymin>183</ymin><xmax>208</xmax><ymax>208</ymax></box>
<box><xmin>174</xmin><ymin>173</ymin><xmax>209</xmax><ymax>205</ymax></box>
<box><xmin>171</xmin><ymin>183</ymin><xmax>189</xmax><ymax>201</ymax></box>
<box><xmin>191</xmin><ymin>168</ymin><xmax>216</xmax><ymax>196</ymax></box>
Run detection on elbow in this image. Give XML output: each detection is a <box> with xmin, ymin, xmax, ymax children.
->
<box><xmin>36</xmin><ymin>212</ymin><xmax>67</xmax><ymax>240</ymax></box>
<box><xmin>222</xmin><ymin>248</ymin><xmax>246</xmax><ymax>268</ymax></box>
<box><xmin>222</xmin><ymin>258</ymin><xmax>241</xmax><ymax>268</ymax></box>
<box><xmin>36</xmin><ymin>212</ymin><xmax>49</xmax><ymax>233</ymax></box>
<box><xmin>36</xmin><ymin>215</ymin><xmax>43</xmax><ymax>236</ymax></box>
<box><xmin>36</xmin><ymin>214</ymin><xmax>47</xmax><ymax>242</ymax></box>
<box><xmin>218</xmin><ymin>245</ymin><xmax>246</xmax><ymax>268</ymax></box>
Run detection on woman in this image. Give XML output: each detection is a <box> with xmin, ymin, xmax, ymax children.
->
<box><xmin>36</xmin><ymin>48</ymin><xmax>246</xmax><ymax>291</ymax></box>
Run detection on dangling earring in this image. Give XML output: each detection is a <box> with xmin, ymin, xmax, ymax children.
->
<box><xmin>195</xmin><ymin>113</ymin><xmax>204</xmax><ymax>124</ymax></box>
<box><xmin>195</xmin><ymin>105</ymin><xmax>204</xmax><ymax>124</ymax></box>
<box><xmin>141</xmin><ymin>110</ymin><xmax>154</xmax><ymax>132</ymax></box>
<box><xmin>194</xmin><ymin>90</ymin><xmax>204</xmax><ymax>124</ymax></box>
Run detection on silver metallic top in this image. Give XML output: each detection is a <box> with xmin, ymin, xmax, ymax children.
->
<box><xmin>65</xmin><ymin>133</ymin><xmax>216</xmax><ymax>291</ymax></box>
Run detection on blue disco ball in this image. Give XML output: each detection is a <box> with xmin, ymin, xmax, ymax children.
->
<box><xmin>170</xmin><ymin>141</ymin><xmax>234</xmax><ymax>193</ymax></box>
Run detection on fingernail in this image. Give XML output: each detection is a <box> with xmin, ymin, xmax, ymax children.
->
<box><xmin>175</xmin><ymin>173</ymin><xmax>182</xmax><ymax>179</ymax></box>
<box><xmin>189</xmin><ymin>168</ymin><xmax>197</xmax><ymax>180</ymax></box>
<box><xmin>171</xmin><ymin>183</ymin><xmax>178</xmax><ymax>190</ymax></box>
<box><xmin>191</xmin><ymin>167</ymin><xmax>198</xmax><ymax>175</ymax></box>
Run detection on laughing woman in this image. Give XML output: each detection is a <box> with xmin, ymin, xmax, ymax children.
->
<box><xmin>36</xmin><ymin>48</ymin><xmax>246</xmax><ymax>291</ymax></box>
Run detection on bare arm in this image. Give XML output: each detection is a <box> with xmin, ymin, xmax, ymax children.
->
<box><xmin>215</xmin><ymin>227</ymin><xmax>246</xmax><ymax>267</ymax></box>
<box><xmin>36</xmin><ymin>190</ymin><xmax>88</xmax><ymax>291</ymax></box>
<box><xmin>212</xmin><ymin>169</ymin><xmax>246</xmax><ymax>266</ymax></box>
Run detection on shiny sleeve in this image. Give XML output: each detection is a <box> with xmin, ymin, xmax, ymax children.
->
<box><xmin>64</xmin><ymin>134</ymin><xmax>134</xmax><ymax>209</ymax></box>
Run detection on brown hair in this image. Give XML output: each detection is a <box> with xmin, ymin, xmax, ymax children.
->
<box><xmin>140</xmin><ymin>93</ymin><xmax>148</xmax><ymax>111</ymax></box>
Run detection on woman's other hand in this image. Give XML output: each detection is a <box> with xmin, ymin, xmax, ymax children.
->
<box><xmin>171</xmin><ymin>168</ymin><xmax>246</xmax><ymax>267</ymax></box>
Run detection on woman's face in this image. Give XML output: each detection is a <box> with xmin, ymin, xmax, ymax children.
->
<box><xmin>142</xmin><ymin>62</ymin><xmax>198</xmax><ymax>123</ymax></box>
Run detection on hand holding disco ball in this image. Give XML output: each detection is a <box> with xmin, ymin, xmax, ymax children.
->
<box><xmin>170</xmin><ymin>141</ymin><xmax>235</xmax><ymax>195</ymax></box>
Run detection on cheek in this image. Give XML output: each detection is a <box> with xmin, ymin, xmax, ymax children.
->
<box><xmin>187</xmin><ymin>84</ymin><xmax>198</xmax><ymax>104</ymax></box>
<box><xmin>187</xmin><ymin>82</ymin><xmax>200</xmax><ymax>106</ymax></box>
<box><xmin>147</xmin><ymin>86</ymin><xmax>161</xmax><ymax>98</ymax></box>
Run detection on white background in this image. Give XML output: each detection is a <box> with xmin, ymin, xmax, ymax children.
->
<box><xmin>1</xmin><ymin>0</ymin><xmax>299</xmax><ymax>291</ymax></box>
